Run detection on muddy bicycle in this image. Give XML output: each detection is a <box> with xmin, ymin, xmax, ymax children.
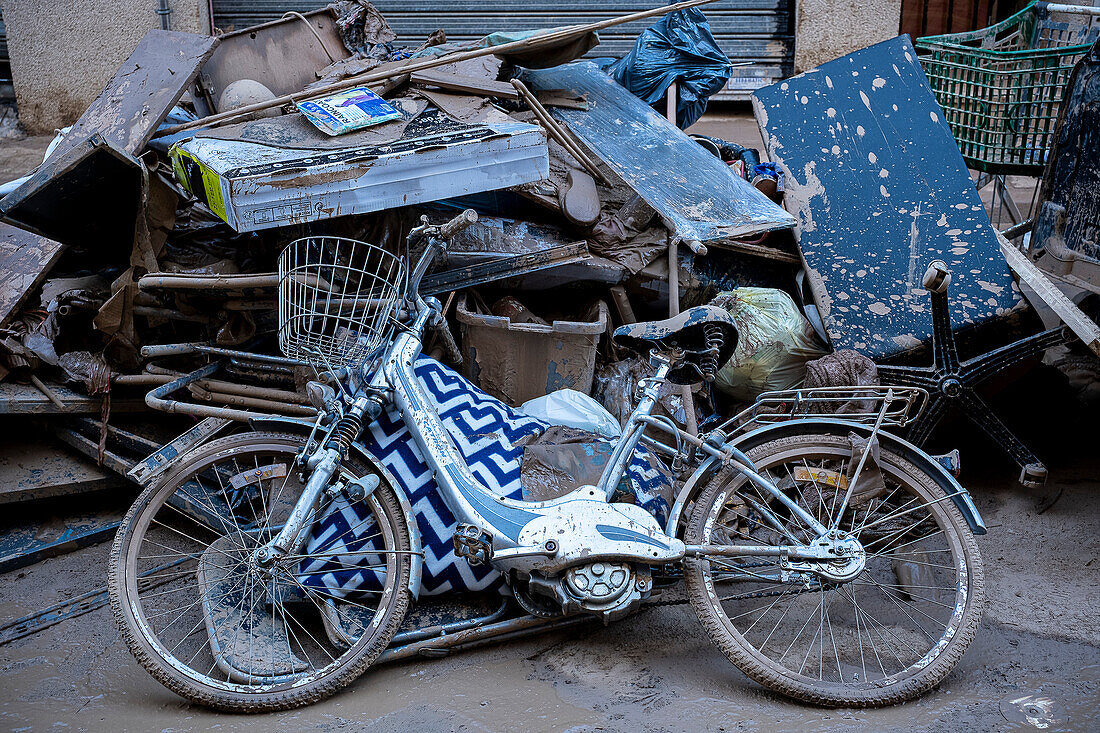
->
<box><xmin>109</xmin><ymin>210</ymin><xmax>985</xmax><ymax>711</ymax></box>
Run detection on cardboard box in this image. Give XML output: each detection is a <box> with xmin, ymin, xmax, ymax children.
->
<box><xmin>170</xmin><ymin>119</ymin><xmax>548</xmax><ymax>232</ymax></box>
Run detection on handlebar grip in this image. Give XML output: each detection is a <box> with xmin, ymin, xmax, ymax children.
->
<box><xmin>141</xmin><ymin>343</ymin><xmax>200</xmax><ymax>358</ymax></box>
<box><xmin>438</xmin><ymin>209</ymin><xmax>478</xmax><ymax>239</ymax></box>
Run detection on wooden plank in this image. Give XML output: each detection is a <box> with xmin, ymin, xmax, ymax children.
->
<box><xmin>59</xmin><ymin>29</ymin><xmax>217</xmax><ymax>156</ymax></box>
<box><xmin>1000</xmin><ymin>237</ymin><xmax>1100</xmax><ymax>357</ymax></box>
<box><xmin>0</xmin><ymin>439</ymin><xmax>122</xmax><ymax>504</ymax></box>
<box><xmin>0</xmin><ymin>223</ymin><xmax>64</xmax><ymax>327</ymax></box>
<box><xmin>0</xmin><ymin>511</ymin><xmax>124</xmax><ymax>572</ymax></box>
<box><xmin>0</xmin><ymin>381</ymin><xmax>148</xmax><ymax>415</ymax></box>
<box><xmin>410</xmin><ymin>69</ymin><xmax>519</xmax><ymax>98</ymax></box>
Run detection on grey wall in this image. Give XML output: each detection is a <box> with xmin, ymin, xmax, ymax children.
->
<box><xmin>794</xmin><ymin>0</ymin><xmax>903</xmax><ymax>73</ymax></box>
<box><xmin>0</xmin><ymin>0</ymin><xmax>210</xmax><ymax>133</ymax></box>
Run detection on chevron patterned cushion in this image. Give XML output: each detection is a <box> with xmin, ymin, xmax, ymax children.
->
<box><xmin>300</xmin><ymin>357</ymin><xmax>673</xmax><ymax>597</ymax></box>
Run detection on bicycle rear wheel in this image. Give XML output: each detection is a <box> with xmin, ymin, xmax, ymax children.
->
<box><xmin>684</xmin><ymin>432</ymin><xmax>983</xmax><ymax>706</ymax></box>
<box><xmin>109</xmin><ymin>431</ymin><xmax>412</xmax><ymax>712</ymax></box>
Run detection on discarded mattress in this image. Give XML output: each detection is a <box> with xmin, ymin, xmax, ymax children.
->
<box><xmin>170</xmin><ymin>108</ymin><xmax>549</xmax><ymax>232</ymax></box>
<box><xmin>299</xmin><ymin>356</ymin><xmax>672</xmax><ymax>597</ymax></box>
<box><xmin>753</xmin><ymin>36</ymin><xmax>1023</xmax><ymax>359</ymax></box>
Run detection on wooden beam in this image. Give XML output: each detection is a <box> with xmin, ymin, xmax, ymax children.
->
<box><xmin>1000</xmin><ymin>236</ymin><xmax>1100</xmax><ymax>357</ymax></box>
<box><xmin>0</xmin><ymin>224</ymin><xmax>65</xmax><ymax>327</ymax></box>
<box><xmin>410</xmin><ymin>69</ymin><xmax>519</xmax><ymax>98</ymax></box>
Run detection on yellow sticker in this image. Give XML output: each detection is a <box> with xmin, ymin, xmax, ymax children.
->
<box><xmin>170</xmin><ymin>146</ymin><xmax>229</xmax><ymax>223</ymax></box>
<box><xmin>794</xmin><ymin>466</ymin><xmax>848</xmax><ymax>489</ymax></box>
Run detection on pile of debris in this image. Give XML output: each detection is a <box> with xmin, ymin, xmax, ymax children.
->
<box><xmin>1</xmin><ymin>0</ymin><xmax>1099</xmax><ymax>580</ymax></box>
<box><xmin>0</xmin><ymin>0</ymin><xmax>803</xmax><ymax>449</ymax></box>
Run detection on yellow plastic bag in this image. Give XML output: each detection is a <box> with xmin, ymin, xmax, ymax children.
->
<box><xmin>713</xmin><ymin>288</ymin><xmax>829</xmax><ymax>401</ymax></box>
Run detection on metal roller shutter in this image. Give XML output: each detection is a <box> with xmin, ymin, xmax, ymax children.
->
<box><xmin>0</xmin><ymin>10</ymin><xmax>10</xmax><ymax>86</ymax></box>
<box><xmin>210</xmin><ymin>1</ymin><xmax>793</xmax><ymax>99</ymax></box>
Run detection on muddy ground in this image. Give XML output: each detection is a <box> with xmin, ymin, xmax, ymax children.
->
<box><xmin>1</xmin><ymin>112</ymin><xmax>1098</xmax><ymax>732</ymax></box>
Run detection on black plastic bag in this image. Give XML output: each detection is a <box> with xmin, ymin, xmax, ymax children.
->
<box><xmin>605</xmin><ymin>8</ymin><xmax>732</xmax><ymax>129</ymax></box>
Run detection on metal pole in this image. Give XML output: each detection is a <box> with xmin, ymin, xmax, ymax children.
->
<box><xmin>667</xmin><ymin>231</ymin><xmax>698</xmax><ymax>436</ymax></box>
<box><xmin>156</xmin><ymin>0</ymin><xmax>172</xmax><ymax>30</ymax></box>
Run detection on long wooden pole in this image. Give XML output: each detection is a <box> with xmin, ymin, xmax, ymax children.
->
<box><xmin>511</xmin><ymin>79</ymin><xmax>609</xmax><ymax>185</ymax></box>
<box><xmin>156</xmin><ymin>0</ymin><xmax>720</xmax><ymax>137</ymax></box>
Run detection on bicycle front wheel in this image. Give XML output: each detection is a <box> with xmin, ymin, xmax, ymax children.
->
<box><xmin>684</xmin><ymin>432</ymin><xmax>983</xmax><ymax>706</ymax></box>
<box><xmin>109</xmin><ymin>431</ymin><xmax>412</xmax><ymax>712</ymax></box>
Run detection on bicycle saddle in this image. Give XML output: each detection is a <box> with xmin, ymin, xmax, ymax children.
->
<box><xmin>612</xmin><ymin>305</ymin><xmax>739</xmax><ymax>384</ymax></box>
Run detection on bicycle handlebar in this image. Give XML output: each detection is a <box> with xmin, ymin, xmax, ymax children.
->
<box><xmin>438</xmin><ymin>209</ymin><xmax>478</xmax><ymax>239</ymax></box>
<box><xmin>406</xmin><ymin>209</ymin><xmax>479</xmax><ymax>303</ymax></box>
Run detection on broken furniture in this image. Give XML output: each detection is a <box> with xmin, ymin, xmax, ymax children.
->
<box><xmin>875</xmin><ymin>261</ymin><xmax>1067</xmax><ymax>486</ymax></box>
<box><xmin>1026</xmin><ymin>40</ymin><xmax>1100</xmax><ymax>295</ymax></box>
<box><xmin>192</xmin><ymin>7</ymin><xmax>349</xmax><ymax>117</ymax></box>
<box><xmin>523</xmin><ymin>60</ymin><xmax>795</xmax><ymax>254</ymax></box>
<box><xmin>158</xmin><ymin>0</ymin><xmax>724</xmax><ymax>138</ymax></box>
<box><xmin>754</xmin><ymin>35</ymin><xmax>1068</xmax><ymax>486</ymax></box>
<box><xmin>755</xmin><ymin>35</ymin><xmax>1026</xmax><ymax>360</ymax></box>
<box><xmin>0</xmin><ymin>30</ymin><xmax>217</xmax><ymax>247</ymax></box>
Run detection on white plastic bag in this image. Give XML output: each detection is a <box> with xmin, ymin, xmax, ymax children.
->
<box><xmin>519</xmin><ymin>389</ymin><xmax>623</xmax><ymax>438</ymax></box>
<box><xmin>713</xmin><ymin>287</ymin><xmax>830</xmax><ymax>401</ymax></box>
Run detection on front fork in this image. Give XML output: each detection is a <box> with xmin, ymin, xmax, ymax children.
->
<box><xmin>254</xmin><ymin>306</ymin><xmax>436</xmax><ymax>567</ymax></box>
<box><xmin>254</xmin><ymin>446</ymin><xmax>343</xmax><ymax>565</ymax></box>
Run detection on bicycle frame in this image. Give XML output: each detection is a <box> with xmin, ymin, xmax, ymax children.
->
<box><xmin>259</xmin><ymin>231</ymin><xmax>872</xmax><ymax>593</ymax></box>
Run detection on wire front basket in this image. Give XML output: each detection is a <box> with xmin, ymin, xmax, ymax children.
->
<box><xmin>277</xmin><ymin>236</ymin><xmax>407</xmax><ymax>371</ymax></box>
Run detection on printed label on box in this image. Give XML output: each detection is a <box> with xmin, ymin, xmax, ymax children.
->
<box><xmin>296</xmin><ymin>87</ymin><xmax>403</xmax><ymax>136</ymax></box>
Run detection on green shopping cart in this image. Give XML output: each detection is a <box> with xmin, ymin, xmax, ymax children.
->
<box><xmin>917</xmin><ymin>1</ymin><xmax>1100</xmax><ymax>227</ymax></box>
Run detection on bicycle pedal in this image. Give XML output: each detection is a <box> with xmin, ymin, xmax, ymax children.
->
<box><xmin>453</xmin><ymin>524</ymin><xmax>493</xmax><ymax>565</ymax></box>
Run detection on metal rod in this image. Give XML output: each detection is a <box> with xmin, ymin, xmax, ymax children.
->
<box><xmin>830</xmin><ymin>391</ymin><xmax>892</xmax><ymax>529</ymax></box>
<box><xmin>187</xmin><ymin>384</ymin><xmax>316</xmax><ymax>416</ymax></box>
<box><xmin>511</xmin><ymin>79</ymin><xmax>610</xmax><ymax>185</ymax></box>
<box><xmin>667</xmin><ymin>233</ymin><xmax>698</xmax><ymax>436</ymax></box>
<box><xmin>139</xmin><ymin>366</ymin><xmax>308</xmax><ymax>403</ymax></box>
<box><xmin>1001</xmin><ymin>217</ymin><xmax>1035</xmax><ymax>240</ymax></box>
<box><xmin>376</xmin><ymin>613</ymin><xmax>590</xmax><ymax>664</ymax></box>
<box><xmin>389</xmin><ymin>599</ymin><xmax>510</xmax><ymax>646</ymax></box>
<box><xmin>140</xmin><ymin>342</ymin><xmax>310</xmax><ymax>367</ymax></box>
<box><xmin>139</xmin><ymin>273</ymin><xmax>280</xmax><ymax>290</ymax></box>
<box><xmin>145</xmin><ymin>362</ymin><xmax>274</xmax><ymax>422</ymax></box>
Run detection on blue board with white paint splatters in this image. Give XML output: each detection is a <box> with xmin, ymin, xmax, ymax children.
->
<box><xmin>752</xmin><ymin>35</ymin><xmax>1022</xmax><ymax>360</ymax></box>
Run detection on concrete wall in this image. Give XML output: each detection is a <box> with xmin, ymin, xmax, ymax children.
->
<box><xmin>0</xmin><ymin>0</ymin><xmax>210</xmax><ymax>134</ymax></box>
<box><xmin>794</xmin><ymin>0</ymin><xmax>903</xmax><ymax>74</ymax></box>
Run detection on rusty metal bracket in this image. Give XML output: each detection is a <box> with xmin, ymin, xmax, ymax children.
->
<box><xmin>423</xmin><ymin>241</ymin><xmax>589</xmax><ymax>295</ymax></box>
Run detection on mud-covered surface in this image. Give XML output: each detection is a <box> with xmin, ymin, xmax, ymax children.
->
<box><xmin>1</xmin><ymin>367</ymin><xmax>1098</xmax><ymax>732</ymax></box>
<box><xmin>0</xmin><ymin>113</ymin><xmax>1097</xmax><ymax>731</ymax></box>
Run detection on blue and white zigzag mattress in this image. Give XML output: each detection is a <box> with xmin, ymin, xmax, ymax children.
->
<box><xmin>300</xmin><ymin>357</ymin><xmax>672</xmax><ymax>597</ymax></box>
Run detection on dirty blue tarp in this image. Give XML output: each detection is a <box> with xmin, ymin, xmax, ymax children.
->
<box><xmin>524</xmin><ymin>62</ymin><xmax>795</xmax><ymax>246</ymax></box>
<box><xmin>604</xmin><ymin>7</ymin><xmax>732</xmax><ymax>129</ymax></box>
<box><xmin>753</xmin><ymin>36</ymin><xmax>1023</xmax><ymax>360</ymax></box>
